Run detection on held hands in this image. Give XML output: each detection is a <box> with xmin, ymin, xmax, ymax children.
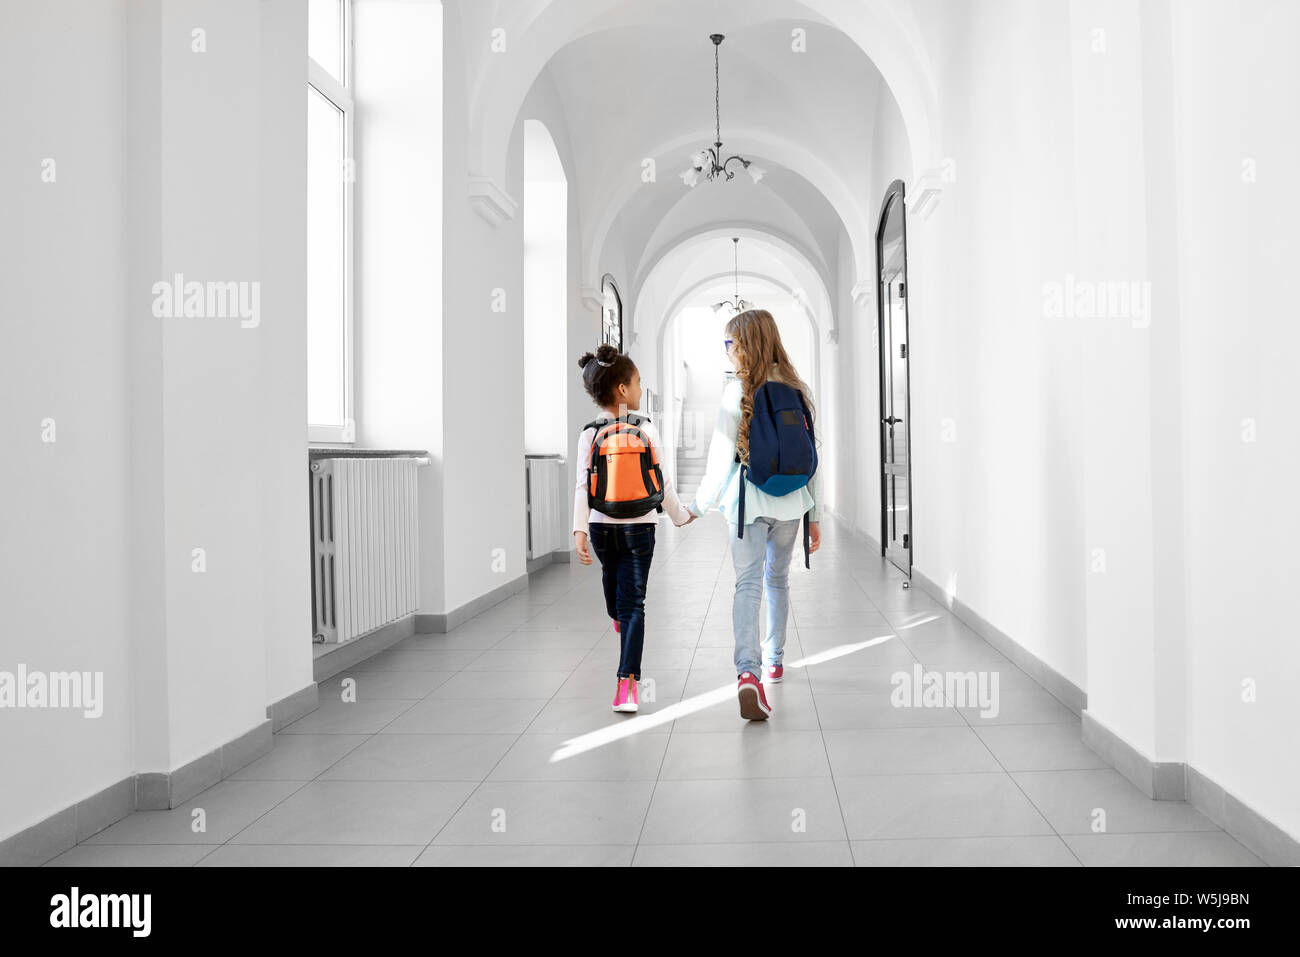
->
<box><xmin>573</xmin><ymin>531</ymin><xmax>593</xmax><ymax>565</ymax></box>
<box><xmin>675</xmin><ymin>510</ymin><xmax>698</xmax><ymax>528</ymax></box>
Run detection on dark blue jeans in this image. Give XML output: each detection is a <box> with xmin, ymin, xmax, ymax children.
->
<box><xmin>588</xmin><ymin>522</ymin><xmax>656</xmax><ymax>679</ymax></box>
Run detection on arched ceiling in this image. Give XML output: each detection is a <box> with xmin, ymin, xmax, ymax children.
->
<box><xmin>633</xmin><ymin>228</ymin><xmax>832</xmax><ymax>349</ymax></box>
<box><xmin>458</xmin><ymin>0</ymin><xmax>932</xmax><ymax>299</ymax></box>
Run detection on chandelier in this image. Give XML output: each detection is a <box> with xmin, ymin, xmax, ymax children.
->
<box><xmin>680</xmin><ymin>34</ymin><xmax>765</xmax><ymax>188</ymax></box>
<box><xmin>713</xmin><ymin>238</ymin><xmax>755</xmax><ymax>315</ymax></box>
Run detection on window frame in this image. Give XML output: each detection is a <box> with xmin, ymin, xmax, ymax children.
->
<box><xmin>600</xmin><ymin>273</ymin><xmax>623</xmax><ymax>352</ymax></box>
<box><xmin>307</xmin><ymin>0</ymin><xmax>356</xmax><ymax>444</ymax></box>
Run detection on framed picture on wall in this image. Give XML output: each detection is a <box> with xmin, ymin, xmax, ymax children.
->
<box><xmin>600</xmin><ymin>274</ymin><xmax>623</xmax><ymax>351</ymax></box>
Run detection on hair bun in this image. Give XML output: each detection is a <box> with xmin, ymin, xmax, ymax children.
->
<box><xmin>577</xmin><ymin>351</ymin><xmax>596</xmax><ymax>370</ymax></box>
<box><xmin>595</xmin><ymin>343</ymin><xmax>619</xmax><ymax>363</ymax></box>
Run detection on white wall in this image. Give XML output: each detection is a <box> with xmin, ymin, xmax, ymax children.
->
<box><xmin>901</xmin><ymin>0</ymin><xmax>1088</xmax><ymax>695</ymax></box>
<box><xmin>1171</xmin><ymin>0</ymin><xmax>1300</xmax><ymax>840</ymax></box>
<box><xmin>890</xmin><ymin>0</ymin><xmax>1297</xmax><ymax>841</ymax></box>
<box><xmin>438</xmin><ymin>23</ymin><xmax>596</xmax><ymax>613</ymax></box>
<box><xmin>0</xmin><ymin>0</ymin><xmax>135</xmax><ymax>840</ymax></box>
<box><xmin>0</xmin><ymin>0</ymin><xmax>311</xmax><ymax>843</ymax></box>
<box><xmin>441</xmin><ymin>0</ymin><xmax>528</xmax><ymax>610</ymax></box>
<box><xmin>826</xmin><ymin>84</ymin><xmax>912</xmax><ymax>543</ymax></box>
<box><xmin>260</xmin><ymin>0</ymin><xmax>315</xmax><ymax>721</ymax></box>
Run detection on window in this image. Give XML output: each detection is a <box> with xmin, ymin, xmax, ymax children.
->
<box><xmin>523</xmin><ymin>121</ymin><xmax>568</xmax><ymax>456</ymax></box>
<box><xmin>600</xmin><ymin>274</ymin><xmax>623</xmax><ymax>351</ymax></box>
<box><xmin>308</xmin><ymin>0</ymin><xmax>354</xmax><ymax>443</ymax></box>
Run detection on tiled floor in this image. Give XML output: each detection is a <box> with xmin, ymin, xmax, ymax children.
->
<box><xmin>47</xmin><ymin>516</ymin><xmax>1264</xmax><ymax>867</ymax></box>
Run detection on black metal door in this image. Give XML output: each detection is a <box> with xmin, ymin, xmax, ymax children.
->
<box><xmin>877</xmin><ymin>182</ymin><xmax>912</xmax><ymax>575</ymax></box>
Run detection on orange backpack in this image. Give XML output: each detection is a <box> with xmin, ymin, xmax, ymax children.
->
<box><xmin>583</xmin><ymin>414</ymin><xmax>665</xmax><ymax>519</ymax></box>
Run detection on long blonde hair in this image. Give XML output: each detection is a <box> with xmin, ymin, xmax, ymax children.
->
<box><xmin>725</xmin><ymin>308</ymin><xmax>815</xmax><ymax>467</ymax></box>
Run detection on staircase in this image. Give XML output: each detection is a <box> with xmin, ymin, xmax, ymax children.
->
<box><xmin>674</xmin><ymin>397</ymin><xmax>718</xmax><ymax>502</ymax></box>
<box><xmin>675</xmin><ymin>449</ymin><xmax>708</xmax><ymax>502</ymax></box>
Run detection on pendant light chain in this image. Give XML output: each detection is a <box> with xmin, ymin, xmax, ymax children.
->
<box><xmin>733</xmin><ymin>238</ymin><xmax>740</xmax><ymax>298</ymax></box>
<box><xmin>681</xmin><ymin>34</ymin><xmax>763</xmax><ymax>187</ymax></box>
<box><xmin>714</xmin><ymin>39</ymin><xmax>722</xmax><ymax>148</ymax></box>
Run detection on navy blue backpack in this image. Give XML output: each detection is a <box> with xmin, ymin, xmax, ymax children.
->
<box><xmin>736</xmin><ymin>379</ymin><xmax>818</xmax><ymax>567</ymax></box>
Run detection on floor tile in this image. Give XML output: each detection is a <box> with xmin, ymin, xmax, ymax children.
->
<box><xmin>319</xmin><ymin>734</ymin><xmax>518</xmax><ymax>781</ymax></box>
<box><xmin>317</xmin><ymin>670</ymin><xmax>454</xmax><ymax>700</ymax></box>
<box><xmin>1062</xmin><ymin>832</ymin><xmax>1266</xmax><ymax>866</ymax></box>
<box><xmin>487</xmin><ymin>732</ymin><xmax>670</xmax><ymax>781</ymax></box>
<box><xmin>414</xmin><ymin>844</ymin><xmax>635</xmax><ymax>866</ymax></box>
<box><xmin>351</xmin><ymin>647</ymin><xmax>486</xmax><ymax>672</ymax></box>
<box><xmin>427</xmin><ymin>669</ymin><xmax>571</xmax><ymax>699</ymax></box>
<box><xmin>640</xmin><ymin>778</ymin><xmax>847</xmax><ymax>844</ymax></box>
<box><xmin>954</xmin><ymin>688</ymin><xmax>1078</xmax><ymax>726</ymax></box>
<box><xmin>834</xmin><ymin>773</ymin><xmax>1054</xmax><ymax>839</ymax></box>
<box><xmin>197</xmin><ymin>845</ymin><xmax>423</xmax><ymax>866</ymax></box>
<box><xmin>381</xmin><ymin>696</ymin><xmax>549</xmax><ymax>734</ymax></box>
<box><xmin>229</xmin><ymin>781</ymin><xmax>477</xmax><ymax>845</ymax></box>
<box><xmin>432</xmin><ymin>781</ymin><xmax>655</xmax><ymax>845</ymax></box>
<box><xmin>824</xmin><ymin>727</ymin><xmax>1003</xmax><ymax>776</ymax></box>
<box><xmin>659</xmin><ymin>730</ymin><xmax>831</xmax><ymax>779</ymax></box>
<box><xmin>633</xmin><ymin>841</ymin><xmax>853</xmax><ymax>866</ymax></box>
<box><xmin>974</xmin><ymin>723</ymin><xmax>1108</xmax><ymax>772</ymax></box>
<box><xmin>84</xmin><ymin>780</ymin><xmax>306</xmax><ymax>845</ymax></box>
<box><xmin>279</xmin><ymin>698</ymin><xmax>414</xmax><ymax>734</ymax></box>
<box><xmin>1012</xmin><ymin>770</ymin><xmax>1221</xmax><ymax>835</ymax></box>
<box><xmin>463</xmin><ymin>648</ymin><xmax>590</xmax><ymax>672</ymax></box>
<box><xmin>230</xmin><ymin>734</ymin><xmax>370</xmax><ymax>780</ymax></box>
<box><xmin>523</xmin><ymin>695</ymin><xmax>679</xmax><ymax>735</ymax></box>
<box><xmin>45</xmin><ymin>844</ymin><xmax>216</xmax><ymax>867</ymax></box>
<box><xmin>815</xmin><ymin>693</ymin><xmax>966</xmax><ymax>730</ymax></box>
<box><xmin>852</xmin><ymin>836</ymin><xmax>1080</xmax><ymax>866</ymax></box>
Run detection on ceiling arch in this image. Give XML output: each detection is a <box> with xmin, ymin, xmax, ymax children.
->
<box><xmin>585</xmin><ymin>127</ymin><xmax>868</xmax><ymax>293</ymax></box>
<box><xmin>658</xmin><ymin>270</ymin><xmax>823</xmax><ymax>345</ymax></box>
<box><xmin>632</xmin><ymin>226</ymin><xmax>834</xmax><ymax>347</ymax></box>
<box><xmin>466</xmin><ymin>0</ymin><xmax>939</xmax><ymax>227</ymax></box>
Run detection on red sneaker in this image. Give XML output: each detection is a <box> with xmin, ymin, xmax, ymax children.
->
<box><xmin>612</xmin><ymin>619</ymin><xmax>620</xmax><ymax>633</ymax></box>
<box><xmin>765</xmin><ymin>664</ymin><xmax>784</xmax><ymax>683</ymax></box>
<box><xmin>737</xmin><ymin>672</ymin><xmax>771</xmax><ymax>720</ymax></box>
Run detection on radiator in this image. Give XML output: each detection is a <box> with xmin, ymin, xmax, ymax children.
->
<box><xmin>525</xmin><ymin>455</ymin><xmax>568</xmax><ymax>560</ymax></box>
<box><xmin>310</xmin><ymin>456</ymin><xmax>421</xmax><ymax>644</ymax></box>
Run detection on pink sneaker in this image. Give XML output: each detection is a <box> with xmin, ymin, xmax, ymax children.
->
<box><xmin>612</xmin><ymin>676</ymin><xmax>639</xmax><ymax>713</ymax></box>
<box><xmin>612</xmin><ymin>619</ymin><xmax>620</xmax><ymax>634</ymax></box>
<box><xmin>737</xmin><ymin>672</ymin><xmax>771</xmax><ymax>720</ymax></box>
<box><xmin>765</xmin><ymin>664</ymin><xmax>784</xmax><ymax>683</ymax></box>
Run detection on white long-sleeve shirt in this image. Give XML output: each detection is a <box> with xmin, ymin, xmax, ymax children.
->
<box><xmin>688</xmin><ymin>370</ymin><xmax>820</xmax><ymax>527</ymax></box>
<box><xmin>572</xmin><ymin>410</ymin><xmax>692</xmax><ymax>537</ymax></box>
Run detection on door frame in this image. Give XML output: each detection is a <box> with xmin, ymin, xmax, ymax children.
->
<box><xmin>876</xmin><ymin>179</ymin><xmax>913</xmax><ymax>576</ymax></box>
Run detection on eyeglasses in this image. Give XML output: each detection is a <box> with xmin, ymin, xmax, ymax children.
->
<box><xmin>723</xmin><ymin>338</ymin><xmax>735</xmax><ymax>353</ymax></box>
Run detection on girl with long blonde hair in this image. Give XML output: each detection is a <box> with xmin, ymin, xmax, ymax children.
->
<box><xmin>685</xmin><ymin>308</ymin><xmax>822</xmax><ymax>720</ymax></box>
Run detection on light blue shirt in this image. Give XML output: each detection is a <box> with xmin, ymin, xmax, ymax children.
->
<box><xmin>688</xmin><ymin>372</ymin><xmax>820</xmax><ymax>526</ymax></box>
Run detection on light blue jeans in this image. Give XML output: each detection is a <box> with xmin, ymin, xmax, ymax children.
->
<box><xmin>728</xmin><ymin>516</ymin><xmax>800</xmax><ymax>677</ymax></box>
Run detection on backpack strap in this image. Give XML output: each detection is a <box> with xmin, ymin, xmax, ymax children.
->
<box><xmin>803</xmin><ymin>511</ymin><xmax>811</xmax><ymax>569</ymax></box>
<box><xmin>736</xmin><ymin>463</ymin><xmax>746</xmax><ymax>538</ymax></box>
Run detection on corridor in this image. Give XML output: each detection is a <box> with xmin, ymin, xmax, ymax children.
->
<box><xmin>45</xmin><ymin>515</ymin><xmax>1259</xmax><ymax>868</ymax></box>
<box><xmin>4</xmin><ymin>0</ymin><xmax>1298</xmax><ymax>897</ymax></box>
